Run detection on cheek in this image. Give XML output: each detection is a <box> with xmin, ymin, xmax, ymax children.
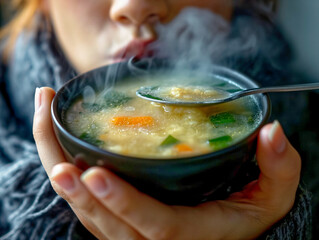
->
<box><xmin>48</xmin><ymin>0</ymin><xmax>110</xmax><ymax>31</ymax></box>
<box><xmin>47</xmin><ymin>0</ymin><xmax>114</xmax><ymax>72</ymax></box>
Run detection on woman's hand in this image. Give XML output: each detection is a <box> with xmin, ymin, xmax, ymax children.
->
<box><xmin>33</xmin><ymin>87</ymin><xmax>301</xmax><ymax>240</ymax></box>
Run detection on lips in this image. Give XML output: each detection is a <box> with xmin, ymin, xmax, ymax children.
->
<box><xmin>113</xmin><ymin>39</ymin><xmax>155</xmax><ymax>61</ymax></box>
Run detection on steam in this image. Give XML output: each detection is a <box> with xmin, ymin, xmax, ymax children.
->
<box><xmin>150</xmin><ymin>8</ymin><xmax>230</xmax><ymax>73</ymax></box>
<box><xmin>83</xmin><ymin>86</ymin><xmax>96</xmax><ymax>104</ymax></box>
<box><xmin>146</xmin><ymin>6</ymin><xmax>284</xmax><ymax>77</ymax></box>
<box><xmin>82</xmin><ymin>63</ymin><xmax>121</xmax><ymax>104</ymax></box>
<box><xmin>78</xmin><ymin>5</ymin><xmax>284</xmax><ymax>106</ymax></box>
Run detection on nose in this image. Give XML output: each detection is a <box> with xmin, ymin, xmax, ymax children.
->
<box><xmin>110</xmin><ymin>0</ymin><xmax>168</xmax><ymax>26</ymax></box>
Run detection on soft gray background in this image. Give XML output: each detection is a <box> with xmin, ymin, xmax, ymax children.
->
<box><xmin>278</xmin><ymin>0</ymin><xmax>319</xmax><ymax>80</ymax></box>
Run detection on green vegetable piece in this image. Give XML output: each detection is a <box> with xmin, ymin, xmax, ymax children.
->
<box><xmin>247</xmin><ymin>115</ymin><xmax>255</xmax><ymax>125</ymax></box>
<box><xmin>82</xmin><ymin>91</ymin><xmax>132</xmax><ymax>112</ymax></box>
<box><xmin>81</xmin><ymin>103</ymin><xmax>103</xmax><ymax>112</ymax></box>
<box><xmin>103</xmin><ymin>91</ymin><xmax>132</xmax><ymax>108</ymax></box>
<box><xmin>208</xmin><ymin>135</ymin><xmax>232</xmax><ymax>150</ymax></box>
<box><xmin>210</xmin><ymin>112</ymin><xmax>236</xmax><ymax>125</ymax></box>
<box><xmin>79</xmin><ymin>132</ymin><xmax>104</xmax><ymax>146</ymax></box>
<box><xmin>160</xmin><ymin>135</ymin><xmax>180</xmax><ymax>147</ymax></box>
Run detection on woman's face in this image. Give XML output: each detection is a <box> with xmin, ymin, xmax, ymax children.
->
<box><xmin>47</xmin><ymin>0</ymin><xmax>233</xmax><ymax>73</ymax></box>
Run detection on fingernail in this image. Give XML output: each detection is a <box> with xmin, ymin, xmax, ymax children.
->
<box><xmin>268</xmin><ymin>120</ymin><xmax>287</xmax><ymax>154</ymax></box>
<box><xmin>81</xmin><ymin>169</ymin><xmax>109</xmax><ymax>198</ymax></box>
<box><xmin>51</xmin><ymin>165</ymin><xmax>77</xmax><ymax>194</ymax></box>
<box><xmin>35</xmin><ymin>88</ymin><xmax>42</xmax><ymax>111</ymax></box>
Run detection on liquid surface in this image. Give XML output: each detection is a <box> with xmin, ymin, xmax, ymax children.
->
<box><xmin>65</xmin><ymin>74</ymin><xmax>262</xmax><ymax>158</ymax></box>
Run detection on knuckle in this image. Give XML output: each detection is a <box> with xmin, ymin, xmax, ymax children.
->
<box><xmin>281</xmin><ymin>153</ymin><xmax>301</xmax><ymax>183</ymax></box>
<box><xmin>54</xmin><ymin>185</ymin><xmax>98</xmax><ymax>218</ymax></box>
<box><xmin>51</xmin><ymin>181</ymin><xmax>74</xmax><ymax>204</ymax></box>
<box><xmin>290</xmin><ymin>151</ymin><xmax>302</xmax><ymax>176</ymax></box>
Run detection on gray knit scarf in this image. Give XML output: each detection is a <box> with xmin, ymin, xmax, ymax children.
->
<box><xmin>0</xmin><ymin>10</ymin><xmax>312</xmax><ymax>240</ymax></box>
<box><xmin>0</xmin><ymin>22</ymin><xmax>93</xmax><ymax>240</ymax></box>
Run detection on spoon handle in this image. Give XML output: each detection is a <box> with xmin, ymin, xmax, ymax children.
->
<box><xmin>237</xmin><ymin>82</ymin><xmax>319</xmax><ymax>97</ymax></box>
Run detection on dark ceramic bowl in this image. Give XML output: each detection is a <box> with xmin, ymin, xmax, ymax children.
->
<box><xmin>51</xmin><ymin>60</ymin><xmax>271</xmax><ymax>205</ymax></box>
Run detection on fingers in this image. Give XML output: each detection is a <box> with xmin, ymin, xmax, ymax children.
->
<box><xmin>33</xmin><ymin>87</ymin><xmax>66</xmax><ymax>177</ymax></box>
<box><xmin>216</xmin><ymin>121</ymin><xmax>302</xmax><ymax>239</ymax></box>
<box><xmin>69</xmin><ymin>205</ymin><xmax>108</xmax><ymax>240</ymax></box>
<box><xmin>51</xmin><ymin>163</ymin><xmax>145</xmax><ymax>240</ymax></box>
<box><xmin>33</xmin><ymin>88</ymin><xmax>144</xmax><ymax>239</ymax></box>
<box><xmin>256</xmin><ymin>120</ymin><xmax>301</xmax><ymax>212</ymax></box>
<box><xmin>81</xmin><ymin>167</ymin><xmax>181</xmax><ymax>240</ymax></box>
<box><xmin>35</xmin><ymin>99</ymin><xmax>301</xmax><ymax>240</ymax></box>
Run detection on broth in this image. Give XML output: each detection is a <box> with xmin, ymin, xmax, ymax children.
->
<box><xmin>65</xmin><ymin>74</ymin><xmax>262</xmax><ymax>158</ymax></box>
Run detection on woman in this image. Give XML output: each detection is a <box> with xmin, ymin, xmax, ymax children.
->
<box><xmin>0</xmin><ymin>0</ymin><xmax>312</xmax><ymax>239</ymax></box>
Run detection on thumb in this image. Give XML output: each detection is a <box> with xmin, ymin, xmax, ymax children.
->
<box><xmin>256</xmin><ymin>120</ymin><xmax>301</xmax><ymax>210</ymax></box>
<box><xmin>33</xmin><ymin>87</ymin><xmax>66</xmax><ymax>177</ymax></box>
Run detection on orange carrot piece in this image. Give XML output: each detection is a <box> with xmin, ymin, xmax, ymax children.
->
<box><xmin>174</xmin><ymin>144</ymin><xmax>193</xmax><ymax>152</ymax></box>
<box><xmin>110</xmin><ymin>116</ymin><xmax>154</xmax><ymax>127</ymax></box>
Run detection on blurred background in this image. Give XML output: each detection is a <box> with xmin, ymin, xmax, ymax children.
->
<box><xmin>278</xmin><ymin>0</ymin><xmax>319</xmax><ymax>81</ymax></box>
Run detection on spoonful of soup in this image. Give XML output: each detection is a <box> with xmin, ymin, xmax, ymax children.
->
<box><xmin>136</xmin><ymin>82</ymin><xmax>319</xmax><ymax>107</ymax></box>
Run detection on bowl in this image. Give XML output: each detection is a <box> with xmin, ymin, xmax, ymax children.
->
<box><xmin>51</xmin><ymin>60</ymin><xmax>271</xmax><ymax>205</ymax></box>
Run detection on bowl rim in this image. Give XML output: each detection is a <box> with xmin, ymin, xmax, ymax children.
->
<box><xmin>51</xmin><ymin>63</ymin><xmax>271</xmax><ymax>164</ymax></box>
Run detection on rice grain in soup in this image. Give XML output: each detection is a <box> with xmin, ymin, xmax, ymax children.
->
<box><xmin>65</xmin><ymin>74</ymin><xmax>262</xmax><ymax>158</ymax></box>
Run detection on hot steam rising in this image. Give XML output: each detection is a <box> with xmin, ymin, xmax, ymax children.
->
<box><xmin>77</xmin><ymin>5</ymin><xmax>286</xmax><ymax>106</ymax></box>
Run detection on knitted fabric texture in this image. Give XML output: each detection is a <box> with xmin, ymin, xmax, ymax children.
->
<box><xmin>0</xmin><ymin>22</ymin><xmax>94</xmax><ymax>240</ymax></box>
<box><xmin>0</xmin><ymin>10</ymin><xmax>313</xmax><ymax>240</ymax></box>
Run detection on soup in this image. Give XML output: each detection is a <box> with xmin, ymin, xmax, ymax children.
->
<box><xmin>64</xmin><ymin>74</ymin><xmax>262</xmax><ymax>158</ymax></box>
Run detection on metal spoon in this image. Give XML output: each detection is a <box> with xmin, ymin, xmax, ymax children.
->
<box><xmin>136</xmin><ymin>83</ymin><xmax>319</xmax><ymax>107</ymax></box>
